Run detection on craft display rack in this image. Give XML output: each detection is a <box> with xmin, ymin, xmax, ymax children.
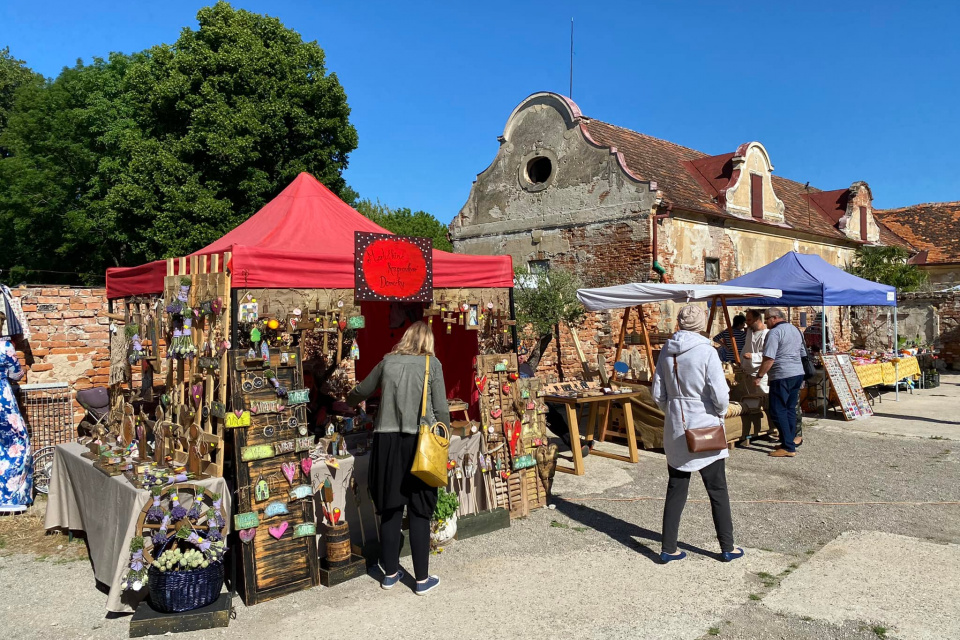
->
<box><xmin>230</xmin><ymin>348</ymin><xmax>320</xmax><ymax>605</ymax></box>
<box><xmin>821</xmin><ymin>354</ymin><xmax>873</xmax><ymax>420</ymax></box>
<box><xmin>474</xmin><ymin>354</ymin><xmax>553</xmax><ymax>517</ymax></box>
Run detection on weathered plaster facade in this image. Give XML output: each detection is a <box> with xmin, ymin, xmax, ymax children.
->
<box><xmin>451</xmin><ymin>93</ymin><xmax>658</xmax><ymax>279</ymax></box>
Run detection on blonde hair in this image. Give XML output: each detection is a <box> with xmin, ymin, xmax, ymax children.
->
<box><xmin>390</xmin><ymin>321</ymin><xmax>435</xmax><ymax>356</ymax></box>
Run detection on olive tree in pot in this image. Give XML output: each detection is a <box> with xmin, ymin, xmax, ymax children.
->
<box><xmin>513</xmin><ymin>265</ymin><xmax>585</xmax><ymax>379</ymax></box>
<box><xmin>431</xmin><ymin>488</ymin><xmax>460</xmax><ymax>544</ymax></box>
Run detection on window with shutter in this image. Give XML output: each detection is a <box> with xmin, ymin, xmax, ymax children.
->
<box><xmin>751</xmin><ymin>174</ymin><xmax>763</xmax><ymax>219</ymax></box>
<box><xmin>859</xmin><ymin>206</ymin><xmax>868</xmax><ymax>241</ymax></box>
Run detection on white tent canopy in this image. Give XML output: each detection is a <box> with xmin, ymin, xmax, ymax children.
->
<box><xmin>576</xmin><ymin>283</ymin><xmax>783</xmax><ymax>311</ymax></box>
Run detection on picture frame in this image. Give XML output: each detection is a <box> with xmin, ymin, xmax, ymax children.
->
<box><xmin>466</xmin><ymin>302</ymin><xmax>481</xmax><ymax>330</ymax></box>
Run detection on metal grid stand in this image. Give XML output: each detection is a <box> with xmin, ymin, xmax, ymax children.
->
<box><xmin>15</xmin><ymin>382</ymin><xmax>74</xmax><ymax>495</ymax></box>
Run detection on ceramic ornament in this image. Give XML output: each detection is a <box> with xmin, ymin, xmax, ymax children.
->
<box><xmin>281</xmin><ymin>462</ymin><xmax>297</xmax><ymax>485</ymax></box>
<box><xmin>239</xmin><ymin>528</ymin><xmax>257</xmax><ymax>544</ymax></box>
<box><xmin>268</xmin><ymin>521</ymin><xmax>289</xmax><ymax>539</ymax></box>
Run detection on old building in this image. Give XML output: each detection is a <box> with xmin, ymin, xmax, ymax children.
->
<box><xmin>873</xmin><ymin>202</ymin><xmax>960</xmax><ymax>287</ymax></box>
<box><xmin>452</xmin><ymin>92</ymin><xmax>907</xmax><ymax>290</ymax></box>
<box><xmin>450</xmin><ymin>92</ymin><xmax>916</xmax><ymax>375</ymax></box>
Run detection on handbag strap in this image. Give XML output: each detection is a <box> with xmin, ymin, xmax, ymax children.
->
<box><xmin>420</xmin><ymin>355</ymin><xmax>431</xmax><ymax>422</ymax></box>
<box><xmin>672</xmin><ymin>354</ymin><xmax>686</xmax><ymax>428</ymax></box>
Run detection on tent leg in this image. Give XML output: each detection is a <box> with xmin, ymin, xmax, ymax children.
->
<box><xmin>894</xmin><ymin>307</ymin><xmax>899</xmax><ymax>402</ymax></box>
<box><xmin>822</xmin><ymin>305</ymin><xmax>827</xmax><ymax>419</ymax></box>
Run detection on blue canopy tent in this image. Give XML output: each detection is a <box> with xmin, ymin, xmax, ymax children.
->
<box><xmin>722</xmin><ymin>252</ymin><xmax>901</xmax><ymax>411</ymax></box>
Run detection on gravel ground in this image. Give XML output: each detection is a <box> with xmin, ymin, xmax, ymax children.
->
<box><xmin>2</xmin><ymin>377</ymin><xmax>958</xmax><ymax>639</ymax></box>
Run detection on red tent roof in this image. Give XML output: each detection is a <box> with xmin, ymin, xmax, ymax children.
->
<box><xmin>106</xmin><ymin>173</ymin><xmax>513</xmax><ymax>298</ymax></box>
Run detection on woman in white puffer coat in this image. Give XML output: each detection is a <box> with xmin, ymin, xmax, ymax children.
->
<box><xmin>651</xmin><ymin>304</ymin><xmax>744</xmax><ymax>564</ymax></box>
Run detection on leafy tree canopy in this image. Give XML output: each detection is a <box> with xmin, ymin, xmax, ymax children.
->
<box><xmin>0</xmin><ymin>2</ymin><xmax>358</xmax><ymax>284</ymax></box>
<box><xmin>847</xmin><ymin>246</ymin><xmax>928</xmax><ymax>292</ymax></box>
<box><xmin>513</xmin><ymin>264</ymin><xmax>585</xmax><ymax>338</ymax></box>
<box><xmin>0</xmin><ymin>47</ymin><xmax>42</xmax><ymax>157</ymax></box>
<box><xmin>355</xmin><ymin>198</ymin><xmax>453</xmax><ymax>252</ymax></box>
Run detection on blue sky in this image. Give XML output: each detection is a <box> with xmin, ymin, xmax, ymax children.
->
<box><xmin>3</xmin><ymin>1</ymin><xmax>959</xmax><ymax>222</ymax></box>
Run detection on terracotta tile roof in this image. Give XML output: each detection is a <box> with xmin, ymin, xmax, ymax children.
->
<box><xmin>874</xmin><ymin>202</ymin><xmax>960</xmax><ymax>263</ymax></box>
<box><xmin>580</xmin><ymin>119</ymin><xmax>876</xmax><ymax>244</ymax></box>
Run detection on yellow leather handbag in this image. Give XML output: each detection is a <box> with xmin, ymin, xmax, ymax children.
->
<box><xmin>410</xmin><ymin>355</ymin><xmax>450</xmax><ymax>488</ymax></box>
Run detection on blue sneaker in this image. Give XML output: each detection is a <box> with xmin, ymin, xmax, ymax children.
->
<box><xmin>381</xmin><ymin>567</ymin><xmax>404</xmax><ymax>590</ymax></box>
<box><xmin>721</xmin><ymin>547</ymin><xmax>745</xmax><ymax>562</ymax></box>
<box><xmin>415</xmin><ymin>575</ymin><xmax>440</xmax><ymax>596</ymax></box>
<box><xmin>659</xmin><ymin>550</ymin><xmax>687</xmax><ymax>564</ymax></box>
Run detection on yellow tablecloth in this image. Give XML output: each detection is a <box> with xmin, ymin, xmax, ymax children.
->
<box><xmin>854</xmin><ymin>356</ymin><xmax>919</xmax><ymax>387</ymax></box>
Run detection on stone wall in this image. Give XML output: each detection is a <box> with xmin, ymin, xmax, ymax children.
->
<box><xmin>851</xmin><ymin>291</ymin><xmax>960</xmax><ymax>369</ymax></box>
<box><xmin>10</xmin><ymin>286</ymin><xmax>111</xmax><ymax>425</ymax></box>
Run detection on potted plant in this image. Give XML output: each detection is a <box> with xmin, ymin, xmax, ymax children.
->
<box><xmin>431</xmin><ymin>488</ymin><xmax>460</xmax><ymax>544</ymax></box>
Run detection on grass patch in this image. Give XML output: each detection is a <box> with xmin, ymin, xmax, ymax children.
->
<box><xmin>550</xmin><ymin>520</ymin><xmax>569</xmax><ymax>529</ymax></box>
<box><xmin>789</xmin><ymin>562</ymin><xmax>799</xmax><ymax>569</ymax></box>
<box><xmin>572</xmin><ymin>526</ymin><xmax>588</xmax><ymax>533</ymax></box>
<box><xmin>756</xmin><ymin>572</ymin><xmax>775</xmax><ymax>580</ymax></box>
<box><xmin>929</xmin><ymin>435</ymin><xmax>945</xmax><ymax>440</ymax></box>
<box><xmin>801</xmin><ymin>616</ymin><xmax>813</xmax><ymax>622</ymax></box>
<box><xmin>871</xmin><ymin>625</ymin><xmax>888</xmax><ymax>639</ymax></box>
<box><xmin>35</xmin><ymin>554</ymin><xmax>49</xmax><ymax>562</ymax></box>
<box><xmin>748</xmin><ymin>593</ymin><xmax>761</xmax><ymax>601</ymax></box>
<box><xmin>707</xmin><ymin>626</ymin><xmax>720</xmax><ymax>636</ymax></box>
<box><xmin>805</xmin><ymin>549</ymin><xmax>816</xmax><ymax>555</ymax></box>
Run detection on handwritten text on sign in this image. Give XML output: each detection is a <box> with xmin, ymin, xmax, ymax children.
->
<box><xmin>355</xmin><ymin>232</ymin><xmax>433</xmax><ymax>302</ymax></box>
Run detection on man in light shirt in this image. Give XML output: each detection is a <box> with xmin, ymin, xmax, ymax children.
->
<box><xmin>740</xmin><ymin>309</ymin><xmax>768</xmax><ymax>393</ymax></box>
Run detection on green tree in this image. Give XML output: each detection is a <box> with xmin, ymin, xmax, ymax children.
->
<box><xmin>0</xmin><ymin>2</ymin><xmax>358</xmax><ymax>283</ymax></box>
<box><xmin>513</xmin><ymin>264</ymin><xmax>585</xmax><ymax>371</ymax></box>
<box><xmin>847</xmin><ymin>246</ymin><xmax>928</xmax><ymax>292</ymax></box>
<box><xmin>0</xmin><ymin>47</ymin><xmax>42</xmax><ymax>157</ymax></box>
<box><xmin>355</xmin><ymin>198</ymin><xmax>453</xmax><ymax>252</ymax></box>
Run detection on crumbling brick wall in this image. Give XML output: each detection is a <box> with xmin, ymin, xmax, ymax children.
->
<box><xmin>10</xmin><ymin>286</ymin><xmax>111</xmax><ymax>425</ymax></box>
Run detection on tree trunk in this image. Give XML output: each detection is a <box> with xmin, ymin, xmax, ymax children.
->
<box><xmin>525</xmin><ymin>332</ymin><xmax>554</xmax><ymax>370</ymax></box>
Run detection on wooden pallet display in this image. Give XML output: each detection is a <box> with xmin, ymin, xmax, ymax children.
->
<box><xmin>475</xmin><ymin>354</ymin><xmax>546</xmax><ymax>515</ymax></box>
<box><xmin>820</xmin><ymin>355</ymin><xmax>865</xmax><ymax>420</ymax></box>
<box><xmin>834</xmin><ymin>353</ymin><xmax>874</xmax><ymax>418</ymax></box>
<box><xmin>231</xmin><ymin>348</ymin><xmax>319</xmax><ymax>606</ymax></box>
<box><xmin>161</xmin><ymin>254</ymin><xmax>231</xmax><ymax>477</ymax></box>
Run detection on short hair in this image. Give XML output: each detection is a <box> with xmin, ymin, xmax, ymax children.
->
<box><xmin>765</xmin><ymin>307</ymin><xmax>785</xmax><ymax>320</ymax></box>
<box><xmin>745</xmin><ymin>309</ymin><xmax>763</xmax><ymax>321</ymax></box>
<box><xmin>733</xmin><ymin>314</ymin><xmax>747</xmax><ymax>328</ymax></box>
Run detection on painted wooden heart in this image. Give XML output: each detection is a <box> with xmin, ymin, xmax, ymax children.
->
<box><xmin>281</xmin><ymin>462</ymin><xmax>297</xmax><ymax>484</ymax></box>
<box><xmin>490</xmin><ymin>407</ymin><xmax>502</xmax><ymax>419</ymax></box>
<box><xmin>475</xmin><ymin>375</ymin><xmax>487</xmax><ymax>390</ymax></box>
<box><xmin>239</xmin><ymin>528</ymin><xmax>257</xmax><ymax>543</ymax></box>
<box><xmin>509</xmin><ymin>372</ymin><xmax>519</xmax><ymax>381</ymax></box>
<box><xmin>338</xmin><ymin>319</ymin><xmax>347</xmax><ymax>331</ymax></box>
<box><xmin>301</xmin><ymin>458</ymin><xmax>312</xmax><ymax>476</ymax></box>
<box><xmin>268</xmin><ymin>521</ymin><xmax>288</xmax><ymax>539</ymax></box>
<box><xmin>502</xmin><ymin>383</ymin><xmax>511</xmax><ymax>394</ymax></box>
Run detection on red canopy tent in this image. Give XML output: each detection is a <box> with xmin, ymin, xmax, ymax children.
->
<box><xmin>106</xmin><ymin>172</ymin><xmax>513</xmax><ymax>298</ymax></box>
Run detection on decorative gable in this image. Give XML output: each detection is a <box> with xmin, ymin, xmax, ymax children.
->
<box><xmin>838</xmin><ymin>181</ymin><xmax>880</xmax><ymax>243</ymax></box>
<box><xmin>720</xmin><ymin>142</ymin><xmax>785</xmax><ymax>223</ymax></box>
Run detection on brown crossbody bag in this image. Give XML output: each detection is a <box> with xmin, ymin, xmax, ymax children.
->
<box><xmin>673</xmin><ymin>354</ymin><xmax>726</xmax><ymax>453</ymax></box>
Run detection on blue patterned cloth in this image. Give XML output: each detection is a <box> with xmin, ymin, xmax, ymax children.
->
<box><xmin>0</xmin><ymin>339</ymin><xmax>31</xmax><ymax>509</ymax></box>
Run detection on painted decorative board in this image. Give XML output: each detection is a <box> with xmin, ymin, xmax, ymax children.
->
<box><xmin>835</xmin><ymin>354</ymin><xmax>874</xmax><ymax>418</ymax></box>
<box><xmin>231</xmin><ymin>348</ymin><xmax>319</xmax><ymax>605</ymax></box>
<box><xmin>821</xmin><ymin>355</ymin><xmax>865</xmax><ymax>421</ymax></box>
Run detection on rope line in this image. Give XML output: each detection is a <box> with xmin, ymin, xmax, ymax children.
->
<box><xmin>561</xmin><ymin>496</ymin><xmax>960</xmax><ymax>506</ymax></box>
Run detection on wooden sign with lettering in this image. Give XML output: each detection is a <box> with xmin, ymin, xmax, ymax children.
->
<box><xmin>286</xmin><ymin>389</ymin><xmax>310</xmax><ymax>405</ymax></box>
<box><xmin>225</xmin><ymin>411</ymin><xmax>251</xmax><ymax>428</ymax></box>
<box><xmin>354</xmin><ymin>232</ymin><xmax>433</xmax><ymax>302</ymax></box>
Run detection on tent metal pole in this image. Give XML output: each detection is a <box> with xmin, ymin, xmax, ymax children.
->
<box><xmin>822</xmin><ymin>305</ymin><xmax>827</xmax><ymax>418</ymax></box>
<box><xmin>894</xmin><ymin>305</ymin><xmax>899</xmax><ymax>402</ymax></box>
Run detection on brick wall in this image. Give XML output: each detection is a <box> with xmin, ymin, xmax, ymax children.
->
<box><xmin>10</xmin><ymin>286</ymin><xmax>111</xmax><ymax>425</ymax></box>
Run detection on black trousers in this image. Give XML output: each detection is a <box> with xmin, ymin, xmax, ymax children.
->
<box><xmin>380</xmin><ymin>507</ymin><xmax>431</xmax><ymax>581</ymax></box>
<box><xmin>661</xmin><ymin>459</ymin><xmax>735</xmax><ymax>554</ymax></box>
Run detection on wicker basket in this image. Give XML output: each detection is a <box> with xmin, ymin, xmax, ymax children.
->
<box><xmin>147</xmin><ymin>539</ymin><xmax>225</xmax><ymax>613</ymax></box>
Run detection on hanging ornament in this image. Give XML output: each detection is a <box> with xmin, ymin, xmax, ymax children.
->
<box><xmin>350</xmin><ymin>340</ymin><xmax>360</xmax><ymax>360</ymax></box>
<box><xmin>250</xmin><ymin>327</ymin><xmax>261</xmax><ymax>343</ymax></box>
<box><xmin>261</xmin><ymin>340</ymin><xmax>270</xmax><ymax>362</ymax></box>
<box><xmin>246</xmin><ymin>347</ymin><xmax>257</xmax><ymax>360</ymax></box>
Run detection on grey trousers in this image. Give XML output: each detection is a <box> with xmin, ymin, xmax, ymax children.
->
<box><xmin>661</xmin><ymin>458</ymin><xmax>735</xmax><ymax>554</ymax></box>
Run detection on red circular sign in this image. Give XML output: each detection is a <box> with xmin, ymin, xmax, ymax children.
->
<box><xmin>361</xmin><ymin>239</ymin><xmax>428</xmax><ymax>298</ymax></box>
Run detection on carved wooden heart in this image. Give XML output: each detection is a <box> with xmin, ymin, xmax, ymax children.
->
<box><xmin>268</xmin><ymin>521</ymin><xmax>288</xmax><ymax>539</ymax></box>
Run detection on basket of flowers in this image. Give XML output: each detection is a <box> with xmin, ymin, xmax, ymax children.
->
<box><xmin>123</xmin><ymin>484</ymin><xmax>228</xmax><ymax>613</ymax></box>
<box><xmin>144</xmin><ymin>529</ymin><xmax>227</xmax><ymax>612</ymax></box>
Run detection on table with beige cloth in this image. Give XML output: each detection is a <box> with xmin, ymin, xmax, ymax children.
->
<box><xmin>44</xmin><ymin>442</ymin><xmax>231</xmax><ymax>613</ymax></box>
<box><xmin>310</xmin><ymin>433</ymin><xmax>489</xmax><ymax>556</ymax></box>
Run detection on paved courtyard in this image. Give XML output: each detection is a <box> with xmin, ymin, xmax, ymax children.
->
<box><xmin>3</xmin><ymin>375</ymin><xmax>959</xmax><ymax>639</ymax></box>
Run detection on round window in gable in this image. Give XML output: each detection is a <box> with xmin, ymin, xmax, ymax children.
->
<box><xmin>518</xmin><ymin>149</ymin><xmax>558</xmax><ymax>192</ymax></box>
<box><xmin>526</xmin><ymin>157</ymin><xmax>553</xmax><ymax>184</ymax></box>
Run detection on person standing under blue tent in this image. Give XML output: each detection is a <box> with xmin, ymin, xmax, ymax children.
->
<box><xmin>753</xmin><ymin>307</ymin><xmax>805</xmax><ymax>457</ymax></box>
<box><xmin>0</xmin><ymin>311</ymin><xmax>32</xmax><ymax>513</ymax></box>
